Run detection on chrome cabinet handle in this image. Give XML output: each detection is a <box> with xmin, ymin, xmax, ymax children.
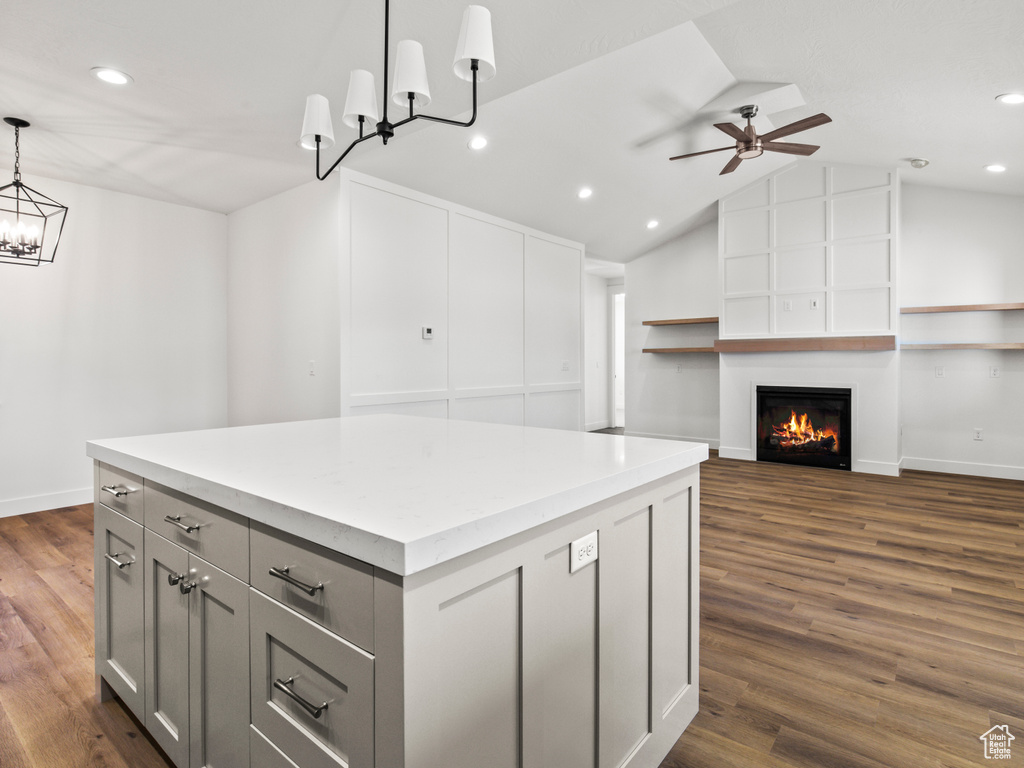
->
<box><xmin>104</xmin><ymin>552</ymin><xmax>133</xmax><ymax>569</ymax></box>
<box><xmin>101</xmin><ymin>484</ymin><xmax>137</xmax><ymax>498</ymax></box>
<box><xmin>168</xmin><ymin>572</ymin><xmax>196</xmax><ymax>593</ymax></box>
<box><xmin>269</xmin><ymin>566</ymin><xmax>324</xmax><ymax>596</ymax></box>
<box><xmin>274</xmin><ymin>677</ymin><xmax>328</xmax><ymax>719</ymax></box>
<box><xmin>164</xmin><ymin>515</ymin><xmax>201</xmax><ymax>534</ymax></box>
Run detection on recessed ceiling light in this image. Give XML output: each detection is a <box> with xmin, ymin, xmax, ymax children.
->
<box><xmin>909</xmin><ymin>158</ymin><xmax>929</xmax><ymax>169</ymax></box>
<box><xmin>468</xmin><ymin>135</ymin><xmax>487</xmax><ymax>150</ymax></box>
<box><xmin>996</xmin><ymin>93</ymin><xmax>1024</xmax><ymax>105</ymax></box>
<box><xmin>577</xmin><ymin>187</ymin><xmax>593</xmax><ymax>200</ymax></box>
<box><xmin>646</xmin><ymin>220</ymin><xmax>659</xmax><ymax>229</ymax></box>
<box><xmin>91</xmin><ymin>67</ymin><xmax>133</xmax><ymax>86</ymax></box>
<box><xmin>985</xmin><ymin>164</ymin><xmax>1007</xmax><ymax>173</ymax></box>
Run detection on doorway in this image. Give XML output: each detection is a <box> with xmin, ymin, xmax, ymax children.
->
<box><xmin>612</xmin><ymin>292</ymin><xmax>625</xmax><ymax>428</ymax></box>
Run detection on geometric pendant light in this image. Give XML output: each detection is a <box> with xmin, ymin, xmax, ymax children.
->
<box><xmin>0</xmin><ymin>117</ymin><xmax>69</xmax><ymax>267</ymax></box>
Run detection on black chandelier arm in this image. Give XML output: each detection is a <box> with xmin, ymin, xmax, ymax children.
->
<box><xmin>315</xmin><ymin>130</ymin><xmax>382</xmax><ymax>181</ymax></box>
<box><xmin>391</xmin><ymin>61</ymin><xmax>480</xmax><ymax>132</ymax></box>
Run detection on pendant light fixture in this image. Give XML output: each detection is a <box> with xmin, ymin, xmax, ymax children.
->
<box><xmin>1</xmin><ymin>118</ymin><xmax>68</xmax><ymax>266</ymax></box>
<box><xmin>300</xmin><ymin>0</ymin><xmax>495</xmax><ymax>181</ymax></box>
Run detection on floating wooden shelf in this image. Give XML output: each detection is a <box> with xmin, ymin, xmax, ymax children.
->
<box><xmin>900</xmin><ymin>302</ymin><xmax>1024</xmax><ymax>314</ymax></box>
<box><xmin>714</xmin><ymin>335</ymin><xmax>897</xmax><ymax>353</ymax></box>
<box><xmin>900</xmin><ymin>342</ymin><xmax>1024</xmax><ymax>350</ymax></box>
<box><xmin>642</xmin><ymin>347</ymin><xmax>717</xmax><ymax>354</ymax></box>
<box><xmin>642</xmin><ymin>316</ymin><xmax>719</xmax><ymax>326</ymax></box>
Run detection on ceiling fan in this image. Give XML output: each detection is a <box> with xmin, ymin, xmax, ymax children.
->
<box><xmin>670</xmin><ymin>105</ymin><xmax>832</xmax><ymax>175</ymax></box>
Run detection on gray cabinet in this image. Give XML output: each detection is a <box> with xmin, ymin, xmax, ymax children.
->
<box><xmin>94</xmin><ymin>502</ymin><xmax>146</xmax><ymax>718</ymax></box>
<box><xmin>144</xmin><ymin>528</ymin><xmax>250</xmax><ymax>768</ymax></box>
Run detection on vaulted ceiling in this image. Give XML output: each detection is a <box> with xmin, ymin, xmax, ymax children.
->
<box><xmin>3</xmin><ymin>0</ymin><xmax>1022</xmax><ymax>262</ymax></box>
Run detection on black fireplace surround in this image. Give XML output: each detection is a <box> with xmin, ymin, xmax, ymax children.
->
<box><xmin>756</xmin><ymin>385</ymin><xmax>852</xmax><ymax>471</ymax></box>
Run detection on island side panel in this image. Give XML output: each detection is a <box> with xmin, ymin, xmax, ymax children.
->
<box><xmin>397</xmin><ymin>466</ymin><xmax>699</xmax><ymax>768</ymax></box>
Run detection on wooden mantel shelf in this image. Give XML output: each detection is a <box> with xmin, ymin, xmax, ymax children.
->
<box><xmin>714</xmin><ymin>335</ymin><xmax>897</xmax><ymax>353</ymax></box>
<box><xmin>901</xmin><ymin>302</ymin><xmax>1024</xmax><ymax>314</ymax></box>
<box><xmin>642</xmin><ymin>317</ymin><xmax>719</xmax><ymax>326</ymax></box>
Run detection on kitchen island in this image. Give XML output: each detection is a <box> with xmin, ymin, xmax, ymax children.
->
<box><xmin>88</xmin><ymin>415</ymin><xmax>706</xmax><ymax>768</ymax></box>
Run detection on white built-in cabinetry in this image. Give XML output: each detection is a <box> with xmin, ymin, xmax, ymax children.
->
<box><xmin>344</xmin><ymin>175</ymin><xmax>584</xmax><ymax>430</ymax></box>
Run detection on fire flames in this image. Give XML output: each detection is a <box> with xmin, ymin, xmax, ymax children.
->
<box><xmin>772</xmin><ymin>410</ymin><xmax>838</xmax><ymax>451</ymax></box>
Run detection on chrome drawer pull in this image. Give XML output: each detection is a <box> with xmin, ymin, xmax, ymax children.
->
<box><xmin>274</xmin><ymin>677</ymin><xmax>328</xmax><ymax>719</ymax></box>
<box><xmin>104</xmin><ymin>552</ymin><xmax>133</xmax><ymax>569</ymax></box>
<box><xmin>164</xmin><ymin>515</ymin><xmax>201</xmax><ymax>534</ymax></box>
<box><xmin>269</xmin><ymin>566</ymin><xmax>324</xmax><ymax>596</ymax></box>
<box><xmin>101</xmin><ymin>484</ymin><xmax>137</xmax><ymax>498</ymax></box>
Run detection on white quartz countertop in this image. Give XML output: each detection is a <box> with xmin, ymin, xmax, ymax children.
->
<box><xmin>86</xmin><ymin>415</ymin><xmax>707</xmax><ymax>576</ymax></box>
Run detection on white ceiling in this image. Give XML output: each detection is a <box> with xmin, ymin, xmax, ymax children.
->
<box><xmin>3</xmin><ymin>0</ymin><xmax>1023</xmax><ymax>263</ymax></box>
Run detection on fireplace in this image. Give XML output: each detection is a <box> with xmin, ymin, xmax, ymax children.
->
<box><xmin>756</xmin><ymin>386</ymin><xmax>852</xmax><ymax>470</ymax></box>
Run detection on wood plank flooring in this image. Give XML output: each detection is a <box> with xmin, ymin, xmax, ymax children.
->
<box><xmin>663</xmin><ymin>458</ymin><xmax>1024</xmax><ymax>768</ymax></box>
<box><xmin>0</xmin><ymin>459</ymin><xmax>1021</xmax><ymax>767</ymax></box>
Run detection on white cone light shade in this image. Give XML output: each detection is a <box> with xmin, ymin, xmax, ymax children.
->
<box><xmin>343</xmin><ymin>69</ymin><xmax>380</xmax><ymax>128</ymax></box>
<box><xmin>453</xmin><ymin>5</ymin><xmax>495</xmax><ymax>82</ymax></box>
<box><xmin>392</xmin><ymin>40</ymin><xmax>432</xmax><ymax>107</ymax></box>
<box><xmin>300</xmin><ymin>94</ymin><xmax>336</xmax><ymax>150</ymax></box>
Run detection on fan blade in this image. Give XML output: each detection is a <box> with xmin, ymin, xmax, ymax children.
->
<box><xmin>669</xmin><ymin>146</ymin><xmax>735</xmax><ymax>161</ymax></box>
<box><xmin>714</xmin><ymin>122</ymin><xmax>749</xmax><ymax>142</ymax></box>
<box><xmin>720</xmin><ymin>154</ymin><xmax>743</xmax><ymax>175</ymax></box>
<box><xmin>759</xmin><ymin>113</ymin><xmax>831</xmax><ymax>142</ymax></box>
<box><xmin>762</xmin><ymin>141</ymin><xmax>820</xmax><ymax>156</ymax></box>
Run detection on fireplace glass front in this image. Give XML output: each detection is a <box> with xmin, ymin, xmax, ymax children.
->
<box><xmin>756</xmin><ymin>385</ymin><xmax>852</xmax><ymax>470</ymax></box>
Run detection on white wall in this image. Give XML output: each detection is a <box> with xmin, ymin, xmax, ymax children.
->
<box><xmin>900</xmin><ymin>184</ymin><xmax>1024</xmax><ymax>479</ymax></box>
<box><xmin>227</xmin><ymin>170</ymin><xmax>585</xmax><ymax>432</ymax></box>
<box><xmin>625</xmin><ymin>221</ymin><xmax>720</xmax><ymax>444</ymax></box>
<box><xmin>584</xmin><ymin>273</ymin><xmax>610</xmax><ymax>431</ymax></box>
<box><xmin>0</xmin><ymin>175</ymin><xmax>228</xmax><ymax>516</ymax></box>
<box><xmin>227</xmin><ymin>180</ymin><xmax>341</xmax><ymax>426</ymax></box>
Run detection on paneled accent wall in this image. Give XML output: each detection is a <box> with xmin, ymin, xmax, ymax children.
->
<box><xmin>343</xmin><ymin>174</ymin><xmax>584</xmax><ymax>430</ymax></box>
<box><xmin>718</xmin><ymin>162</ymin><xmax>898</xmax><ymax>338</ymax></box>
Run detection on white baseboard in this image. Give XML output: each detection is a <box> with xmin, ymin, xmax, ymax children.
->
<box><xmin>626</xmin><ymin>431</ymin><xmax>720</xmax><ymax>449</ymax></box>
<box><xmin>718</xmin><ymin>446</ymin><xmax>753</xmax><ymax>461</ymax></box>
<box><xmin>852</xmin><ymin>459</ymin><xmax>901</xmax><ymax>477</ymax></box>
<box><xmin>0</xmin><ymin>488</ymin><xmax>92</xmax><ymax>519</ymax></box>
<box><xmin>900</xmin><ymin>456</ymin><xmax>1024</xmax><ymax>482</ymax></box>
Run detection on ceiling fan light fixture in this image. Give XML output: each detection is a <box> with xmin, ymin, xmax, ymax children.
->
<box><xmin>996</xmin><ymin>93</ymin><xmax>1024</xmax><ymax>105</ymax></box>
<box><xmin>737</xmin><ymin>142</ymin><xmax>763</xmax><ymax>160</ymax></box>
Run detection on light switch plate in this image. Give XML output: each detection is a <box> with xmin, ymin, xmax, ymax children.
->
<box><xmin>570</xmin><ymin>531</ymin><xmax>598</xmax><ymax>573</ymax></box>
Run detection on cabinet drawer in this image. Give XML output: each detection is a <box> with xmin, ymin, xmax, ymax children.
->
<box><xmin>250</xmin><ymin>521</ymin><xmax>375</xmax><ymax>653</ymax></box>
<box><xmin>250</xmin><ymin>726</ymin><xmax>300</xmax><ymax>768</ymax></box>
<box><xmin>97</xmin><ymin>463</ymin><xmax>144</xmax><ymax>524</ymax></box>
<box><xmin>250</xmin><ymin>590</ymin><xmax>374</xmax><ymax>768</ymax></box>
<box><xmin>144</xmin><ymin>482</ymin><xmax>249</xmax><ymax>580</ymax></box>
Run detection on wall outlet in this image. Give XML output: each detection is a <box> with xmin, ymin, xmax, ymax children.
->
<box><xmin>570</xmin><ymin>531</ymin><xmax>598</xmax><ymax>573</ymax></box>
<box><xmin>676</xmin><ymin>364</ymin><xmax>682</xmax><ymax>373</ymax></box>
<box><xmin>990</xmin><ymin>366</ymin><xmax>1001</xmax><ymax>378</ymax></box>
<box><xmin>422</xmin><ymin>326</ymin><xmax>433</xmax><ymax>340</ymax></box>
<box><xmin>810</xmin><ymin>298</ymin><xmax>820</xmax><ymax>310</ymax></box>
<box><xmin>783</xmin><ymin>299</ymin><xmax>793</xmax><ymax>312</ymax></box>
<box><xmin>561</xmin><ymin>359</ymin><xmax>570</xmax><ymax>371</ymax></box>
<box><xmin>935</xmin><ymin>366</ymin><xmax>945</xmax><ymax>378</ymax></box>
<box><xmin>973</xmin><ymin>428</ymin><xmax>984</xmax><ymax>441</ymax></box>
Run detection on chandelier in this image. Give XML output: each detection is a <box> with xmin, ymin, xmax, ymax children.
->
<box><xmin>300</xmin><ymin>0</ymin><xmax>495</xmax><ymax>180</ymax></box>
<box><xmin>1</xmin><ymin>118</ymin><xmax>68</xmax><ymax>266</ymax></box>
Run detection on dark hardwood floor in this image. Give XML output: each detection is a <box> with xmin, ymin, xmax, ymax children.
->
<box><xmin>0</xmin><ymin>458</ymin><xmax>1021</xmax><ymax>767</ymax></box>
